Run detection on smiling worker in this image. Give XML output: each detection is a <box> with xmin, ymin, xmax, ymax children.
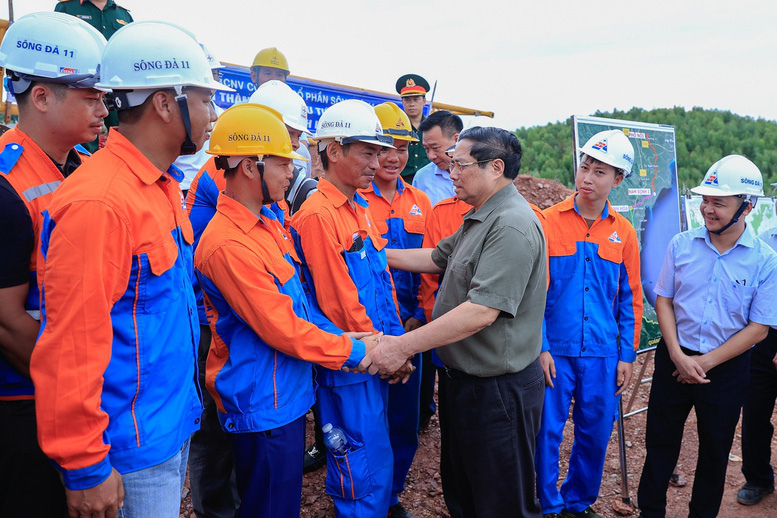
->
<box><xmin>291</xmin><ymin>99</ymin><xmax>406</xmax><ymax>518</ymax></box>
<box><xmin>638</xmin><ymin>155</ymin><xmax>777</xmax><ymax>518</ymax></box>
<box><xmin>360</xmin><ymin>101</ymin><xmax>431</xmax><ymax>518</ymax></box>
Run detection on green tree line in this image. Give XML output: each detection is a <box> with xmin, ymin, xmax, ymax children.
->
<box><xmin>515</xmin><ymin>107</ymin><xmax>777</xmax><ymax>193</ymax></box>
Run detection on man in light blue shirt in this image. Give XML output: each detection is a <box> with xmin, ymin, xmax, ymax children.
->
<box><xmin>638</xmin><ymin>155</ymin><xmax>777</xmax><ymax>518</ymax></box>
<box><xmin>412</xmin><ymin>111</ymin><xmax>462</xmax><ymax>206</ymax></box>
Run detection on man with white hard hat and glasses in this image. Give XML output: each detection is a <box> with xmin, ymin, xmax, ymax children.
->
<box><xmin>637</xmin><ymin>155</ymin><xmax>777</xmax><ymax>518</ymax></box>
<box><xmin>30</xmin><ymin>21</ymin><xmax>233</xmax><ymax>518</ymax></box>
<box><xmin>0</xmin><ymin>12</ymin><xmax>108</xmax><ymax>517</ymax></box>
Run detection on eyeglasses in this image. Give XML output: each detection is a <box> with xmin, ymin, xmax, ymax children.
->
<box><xmin>448</xmin><ymin>159</ymin><xmax>493</xmax><ymax>173</ymax></box>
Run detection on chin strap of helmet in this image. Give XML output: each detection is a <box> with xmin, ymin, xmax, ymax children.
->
<box><xmin>709</xmin><ymin>196</ymin><xmax>750</xmax><ymax>235</ymax></box>
<box><xmin>175</xmin><ymin>86</ymin><xmax>197</xmax><ymax>156</ymax></box>
<box><xmin>255</xmin><ymin>160</ymin><xmax>272</xmax><ymax>205</ymax></box>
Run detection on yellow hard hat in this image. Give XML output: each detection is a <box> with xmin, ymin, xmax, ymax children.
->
<box><xmin>251</xmin><ymin>47</ymin><xmax>290</xmax><ymax>74</ymax></box>
<box><xmin>374</xmin><ymin>102</ymin><xmax>419</xmax><ymax>142</ymax></box>
<box><xmin>207</xmin><ymin>103</ymin><xmax>305</xmax><ymax>161</ymax></box>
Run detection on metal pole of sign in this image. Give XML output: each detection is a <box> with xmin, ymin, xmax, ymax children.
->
<box><xmin>625</xmin><ymin>347</ymin><xmax>656</xmax><ymax>416</ymax></box>
<box><xmin>614</xmin><ymin>344</ymin><xmax>658</xmax><ymax>511</ymax></box>
<box><xmin>428</xmin><ymin>79</ymin><xmax>437</xmax><ymax>114</ymax></box>
<box><xmin>616</xmin><ymin>397</ymin><xmax>632</xmax><ymax>506</ymax></box>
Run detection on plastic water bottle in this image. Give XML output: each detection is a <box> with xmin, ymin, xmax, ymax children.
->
<box><xmin>322</xmin><ymin>423</ymin><xmax>350</xmax><ymax>456</ymax></box>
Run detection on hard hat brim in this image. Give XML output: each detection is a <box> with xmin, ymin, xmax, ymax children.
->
<box><xmin>285</xmin><ymin>120</ymin><xmax>314</xmax><ymax>136</ymax></box>
<box><xmin>350</xmin><ymin>137</ymin><xmax>396</xmax><ymax>149</ymax></box>
<box><xmin>577</xmin><ymin>146</ymin><xmax>632</xmax><ymax>174</ymax></box>
<box><xmin>95</xmin><ymin>77</ymin><xmax>234</xmax><ymax>93</ymax></box>
<box><xmin>690</xmin><ymin>185</ymin><xmax>738</xmax><ymax>196</ymax></box>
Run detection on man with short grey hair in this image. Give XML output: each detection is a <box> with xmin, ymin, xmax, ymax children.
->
<box><xmin>360</xmin><ymin>126</ymin><xmax>546</xmax><ymax>518</ymax></box>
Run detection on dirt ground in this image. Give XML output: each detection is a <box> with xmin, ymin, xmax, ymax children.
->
<box><xmin>513</xmin><ymin>174</ymin><xmax>574</xmax><ymax>210</ymax></box>
<box><xmin>179</xmin><ymin>351</ymin><xmax>777</xmax><ymax>517</ymax></box>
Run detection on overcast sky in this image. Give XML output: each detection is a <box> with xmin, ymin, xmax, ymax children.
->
<box><xmin>12</xmin><ymin>0</ymin><xmax>777</xmax><ymax>130</ymax></box>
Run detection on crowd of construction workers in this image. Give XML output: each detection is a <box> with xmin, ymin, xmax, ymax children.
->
<box><xmin>1</xmin><ymin>6</ymin><xmax>777</xmax><ymax>518</ymax></box>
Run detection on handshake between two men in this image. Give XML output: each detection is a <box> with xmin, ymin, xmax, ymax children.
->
<box><xmin>340</xmin><ymin>245</ymin><xmax>506</xmax><ymax>384</ymax></box>
<box><xmin>342</xmin><ymin>331</ymin><xmax>417</xmax><ymax>384</ymax></box>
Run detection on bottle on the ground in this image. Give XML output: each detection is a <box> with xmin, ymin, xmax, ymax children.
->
<box><xmin>322</xmin><ymin>423</ymin><xmax>350</xmax><ymax>456</ymax></box>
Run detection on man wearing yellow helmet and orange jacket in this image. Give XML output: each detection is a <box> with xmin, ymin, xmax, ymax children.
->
<box><xmin>194</xmin><ymin>103</ymin><xmax>379</xmax><ymax>518</ymax></box>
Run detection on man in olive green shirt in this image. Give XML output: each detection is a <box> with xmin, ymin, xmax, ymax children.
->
<box><xmin>55</xmin><ymin>0</ymin><xmax>132</xmax><ymax>40</ymax></box>
<box><xmin>360</xmin><ymin>126</ymin><xmax>546</xmax><ymax>518</ymax></box>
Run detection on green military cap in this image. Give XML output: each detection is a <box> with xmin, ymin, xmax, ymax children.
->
<box><xmin>395</xmin><ymin>73</ymin><xmax>430</xmax><ymax>97</ymax></box>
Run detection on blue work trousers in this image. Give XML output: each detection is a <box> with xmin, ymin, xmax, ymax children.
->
<box><xmin>535</xmin><ymin>355</ymin><xmax>620</xmax><ymax>514</ymax></box>
<box><xmin>388</xmin><ymin>353</ymin><xmax>421</xmax><ymax>506</ymax></box>
<box><xmin>228</xmin><ymin>416</ymin><xmax>306</xmax><ymax>518</ymax></box>
<box><xmin>317</xmin><ymin>375</ymin><xmax>393</xmax><ymax>518</ymax></box>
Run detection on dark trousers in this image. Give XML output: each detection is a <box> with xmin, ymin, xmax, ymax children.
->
<box><xmin>441</xmin><ymin>359</ymin><xmax>545</xmax><ymax>518</ymax></box>
<box><xmin>419</xmin><ymin>350</ymin><xmax>437</xmax><ymax>425</ymax></box>
<box><xmin>438</xmin><ymin>367</ymin><xmax>463</xmax><ymax>517</ymax></box>
<box><xmin>742</xmin><ymin>329</ymin><xmax>777</xmax><ymax>489</ymax></box>
<box><xmin>189</xmin><ymin>325</ymin><xmax>239</xmax><ymax>518</ymax></box>
<box><xmin>229</xmin><ymin>416</ymin><xmax>306</xmax><ymax>518</ymax></box>
<box><xmin>0</xmin><ymin>399</ymin><xmax>67</xmax><ymax>517</ymax></box>
<box><xmin>638</xmin><ymin>339</ymin><xmax>750</xmax><ymax>518</ymax></box>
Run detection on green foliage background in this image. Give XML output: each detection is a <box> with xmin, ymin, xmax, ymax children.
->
<box><xmin>515</xmin><ymin>107</ymin><xmax>777</xmax><ymax>193</ymax></box>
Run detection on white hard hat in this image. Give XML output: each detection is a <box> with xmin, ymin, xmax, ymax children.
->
<box><xmin>95</xmin><ymin>21</ymin><xmax>233</xmax><ymax>107</ymax></box>
<box><xmin>579</xmin><ymin>129</ymin><xmax>635</xmax><ymax>177</ymax></box>
<box><xmin>691</xmin><ymin>155</ymin><xmax>764</xmax><ymax>198</ymax></box>
<box><xmin>249</xmin><ymin>80</ymin><xmax>311</xmax><ymax>135</ymax></box>
<box><xmin>200</xmin><ymin>43</ymin><xmax>224</xmax><ymax>70</ymax></box>
<box><xmin>315</xmin><ymin>99</ymin><xmax>394</xmax><ymax>151</ymax></box>
<box><xmin>0</xmin><ymin>11</ymin><xmax>108</xmax><ymax>93</ymax></box>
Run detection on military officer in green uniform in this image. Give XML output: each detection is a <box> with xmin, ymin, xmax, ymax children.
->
<box><xmin>55</xmin><ymin>0</ymin><xmax>132</xmax><ymax>40</ymax></box>
<box><xmin>55</xmin><ymin>0</ymin><xmax>132</xmax><ymax>152</ymax></box>
<box><xmin>395</xmin><ymin>73</ymin><xmax>431</xmax><ymax>183</ymax></box>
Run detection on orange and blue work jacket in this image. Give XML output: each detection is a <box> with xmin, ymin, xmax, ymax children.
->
<box><xmin>31</xmin><ymin>130</ymin><xmax>201</xmax><ymax>491</ymax></box>
<box><xmin>195</xmin><ymin>195</ymin><xmax>366</xmax><ymax>432</ymax></box>
<box><xmin>186</xmin><ymin>156</ymin><xmax>225</xmax><ymax>326</ymax></box>
<box><xmin>0</xmin><ymin>129</ymin><xmax>88</xmax><ymax>400</ymax></box>
<box><xmin>361</xmin><ymin>178</ymin><xmax>432</xmax><ymax>323</ymax></box>
<box><xmin>186</xmin><ymin>157</ymin><xmax>287</xmax><ymax>326</ymax></box>
<box><xmin>542</xmin><ymin>194</ymin><xmax>643</xmax><ymax>361</ymax></box>
<box><xmin>291</xmin><ymin>178</ymin><xmax>404</xmax><ymax>387</ymax></box>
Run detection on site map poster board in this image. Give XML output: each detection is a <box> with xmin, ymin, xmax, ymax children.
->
<box><xmin>572</xmin><ymin>116</ymin><xmax>681</xmax><ymax>350</ymax></box>
<box><xmin>684</xmin><ymin>195</ymin><xmax>777</xmax><ymax>235</ymax></box>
